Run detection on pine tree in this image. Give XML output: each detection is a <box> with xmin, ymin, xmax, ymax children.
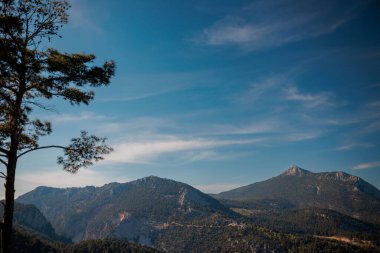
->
<box><xmin>0</xmin><ymin>1</ymin><xmax>115</xmax><ymax>252</ymax></box>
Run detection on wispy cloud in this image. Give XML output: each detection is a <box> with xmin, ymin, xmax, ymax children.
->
<box><xmin>100</xmin><ymin>71</ymin><xmax>214</xmax><ymax>103</ymax></box>
<box><xmin>353</xmin><ymin>161</ymin><xmax>380</xmax><ymax>170</ymax></box>
<box><xmin>238</xmin><ymin>76</ymin><xmax>333</xmax><ymax>108</ymax></box>
<box><xmin>199</xmin><ymin>0</ymin><xmax>364</xmax><ymax>50</ymax></box>
<box><xmin>181</xmin><ymin>150</ymin><xmax>253</xmax><ymax>162</ymax></box>
<box><xmin>282</xmin><ymin>131</ymin><xmax>323</xmax><ymax>142</ymax></box>
<box><xmin>105</xmin><ymin>137</ymin><xmax>261</xmax><ymax>164</ymax></box>
<box><xmin>52</xmin><ymin>111</ymin><xmax>109</xmax><ymax>124</ymax></box>
<box><xmin>284</xmin><ymin>86</ymin><xmax>332</xmax><ymax>108</ymax></box>
<box><xmin>100</xmin><ymin>89</ymin><xmax>179</xmax><ymax>103</ymax></box>
<box><xmin>68</xmin><ymin>1</ymin><xmax>107</xmax><ymax>33</ymax></box>
<box><xmin>241</xmin><ymin>76</ymin><xmax>285</xmax><ymax>103</ymax></box>
<box><xmin>366</xmin><ymin>100</ymin><xmax>380</xmax><ymax>108</ymax></box>
<box><xmin>202</xmin><ymin>120</ymin><xmax>280</xmax><ymax>137</ymax></box>
<box><xmin>337</xmin><ymin>142</ymin><xmax>374</xmax><ymax>151</ymax></box>
<box><xmin>362</xmin><ymin>120</ymin><xmax>380</xmax><ymax>133</ymax></box>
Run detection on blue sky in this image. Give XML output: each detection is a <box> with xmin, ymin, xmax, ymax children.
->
<box><xmin>8</xmin><ymin>0</ymin><xmax>380</xmax><ymax>197</ymax></box>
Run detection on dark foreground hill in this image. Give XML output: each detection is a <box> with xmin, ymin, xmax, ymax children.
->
<box><xmin>13</xmin><ymin>225</ymin><xmax>374</xmax><ymax>253</ymax></box>
<box><xmin>245</xmin><ymin>208</ymin><xmax>380</xmax><ymax>246</ymax></box>
<box><xmin>0</xmin><ymin>201</ymin><xmax>63</xmax><ymax>241</ymax></box>
<box><xmin>12</xmin><ymin>228</ymin><xmax>160</xmax><ymax>253</ymax></box>
<box><xmin>215</xmin><ymin>166</ymin><xmax>380</xmax><ymax>224</ymax></box>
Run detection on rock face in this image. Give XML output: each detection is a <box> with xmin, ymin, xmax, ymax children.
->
<box><xmin>282</xmin><ymin>165</ymin><xmax>310</xmax><ymax>176</ymax></box>
<box><xmin>215</xmin><ymin>166</ymin><xmax>380</xmax><ymax>224</ymax></box>
<box><xmin>17</xmin><ymin>176</ymin><xmax>235</xmax><ymax>244</ymax></box>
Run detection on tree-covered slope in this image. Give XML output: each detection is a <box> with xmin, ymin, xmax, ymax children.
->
<box><xmin>243</xmin><ymin>208</ymin><xmax>380</xmax><ymax>245</ymax></box>
<box><xmin>12</xmin><ymin>228</ymin><xmax>160</xmax><ymax>253</ymax></box>
<box><xmin>17</xmin><ymin>176</ymin><xmax>235</xmax><ymax>244</ymax></box>
<box><xmin>0</xmin><ymin>201</ymin><xmax>62</xmax><ymax>241</ymax></box>
<box><xmin>215</xmin><ymin>166</ymin><xmax>380</xmax><ymax>224</ymax></box>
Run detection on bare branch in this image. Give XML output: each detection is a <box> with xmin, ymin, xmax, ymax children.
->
<box><xmin>0</xmin><ymin>159</ymin><xmax>7</xmax><ymax>167</ymax></box>
<box><xmin>0</xmin><ymin>148</ymin><xmax>8</xmax><ymax>155</ymax></box>
<box><xmin>17</xmin><ymin>145</ymin><xmax>65</xmax><ymax>158</ymax></box>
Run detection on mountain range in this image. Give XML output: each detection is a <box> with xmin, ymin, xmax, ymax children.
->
<box><xmin>15</xmin><ymin>165</ymin><xmax>380</xmax><ymax>252</ymax></box>
<box><xmin>214</xmin><ymin>166</ymin><xmax>380</xmax><ymax>224</ymax></box>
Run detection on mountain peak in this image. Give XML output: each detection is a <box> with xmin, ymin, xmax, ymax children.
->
<box><xmin>283</xmin><ymin>165</ymin><xmax>311</xmax><ymax>176</ymax></box>
<box><xmin>136</xmin><ymin>175</ymin><xmax>171</xmax><ymax>183</ymax></box>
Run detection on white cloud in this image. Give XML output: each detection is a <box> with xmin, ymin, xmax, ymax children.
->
<box><xmin>68</xmin><ymin>1</ymin><xmax>106</xmax><ymax>33</ymax></box>
<box><xmin>242</xmin><ymin>76</ymin><xmax>285</xmax><ymax>102</ymax></box>
<box><xmin>100</xmin><ymin>71</ymin><xmax>213</xmax><ymax>103</ymax></box>
<box><xmin>104</xmin><ymin>137</ymin><xmax>260</xmax><ymax>164</ymax></box>
<box><xmin>238</xmin><ymin>76</ymin><xmax>333</xmax><ymax>109</ymax></box>
<box><xmin>363</xmin><ymin>120</ymin><xmax>380</xmax><ymax>133</ymax></box>
<box><xmin>53</xmin><ymin>111</ymin><xmax>109</xmax><ymax>124</ymax></box>
<box><xmin>282</xmin><ymin>131</ymin><xmax>323</xmax><ymax>142</ymax></box>
<box><xmin>337</xmin><ymin>143</ymin><xmax>374</xmax><ymax>151</ymax></box>
<box><xmin>202</xmin><ymin>17</ymin><xmax>270</xmax><ymax>46</ymax></box>
<box><xmin>181</xmin><ymin>150</ymin><xmax>253</xmax><ymax>162</ymax></box>
<box><xmin>199</xmin><ymin>0</ymin><xmax>362</xmax><ymax>50</ymax></box>
<box><xmin>353</xmin><ymin>161</ymin><xmax>380</xmax><ymax>170</ymax></box>
<box><xmin>204</xmin><ymin>120</ymin><xmax>280</xmax><ymax>136</ymax></box>
<box><xmin>284</xmin><ymin>86</ymin><xmax>331</xmax><ymax>108</ymax></box>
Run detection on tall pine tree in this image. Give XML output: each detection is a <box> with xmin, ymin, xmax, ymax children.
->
<box><xmin>0</xmin><ymin>1</ymin><xmax>115</xmax><ymax>252</ymax></box>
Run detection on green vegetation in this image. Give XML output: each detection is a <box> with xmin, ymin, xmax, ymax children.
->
<box><xmin>13</xmin><ymin>229</ymin><xmax>159</xmax><ymax>253</ymax></box>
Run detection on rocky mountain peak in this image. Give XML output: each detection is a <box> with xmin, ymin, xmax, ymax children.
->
<box><xmin>283</xmin><ymin>165</ymin><xmax>311</xmax><ymax>176</ymax></box>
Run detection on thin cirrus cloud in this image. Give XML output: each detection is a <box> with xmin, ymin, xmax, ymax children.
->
<box><xmin>239</xmin><ymin>76</ymin><xmax>333</xmax><ymax>109</ymax></box>
<box><xmin>284</xmin><ymin>86</ymin><xmax>332</xmax><ymax>108</ymax></box>
<box><xmin>337</xmin><ymin>143</ymin><xmax>374</xmax><ymax>151</ymax></box>
<box><xmin>104</xmin><ymin>137</ymin><xmax>262</xmax><ymax>164</ymax></box>
<box><xmin>199</xmin><ymin>119</ymin><xmax>280</xmax><ymax>137</ymax></box>
<box><xmin>239</xmin><ymin>76</ymin><xmax>285</xmax><ymax>103</ymax></box>
<box><xmin>68</xmin><ymin>0</ymin><xmax>109</xmax><ymax>33</ymax></box>
<box><xmin>281</xmin><ymin>131</ymin><xmax>323</xmax><ymax>142</ymax></box>
<box><xmin>52</xmin><ymin>111</ymin><xmax>110</xmax><ymax>124</ymax></box>
<box><xmin>199</xmin><ymin>0</ymin><xmax>364</xmax><ymax>50</ymax></box>
<box><xmin>353</xmin><ymin>161</ymin><xmax>380</xmax><ymax>170</ymax></box>
<box><xmin>181</xmin><ymin>150</ymin><xmax>254</xmax><ymax>162</ymax></box>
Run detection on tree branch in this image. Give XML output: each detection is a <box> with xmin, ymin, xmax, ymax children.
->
<box><xmin>0</xmin><ymin>172</ymin><xmax>6</xmax><ymax>178</ymax></box>
<box><xmin>17</xmin><ymin>145</ymin><xmax>65</xmax><ymax>158</ymax></box>
<box><xmin>0</xmin><ymin>159</ymin><xmax>7</xmax><ymax>167</ymax></box>
<box><xmin>0</xmin><ymin>148</ymin><xmax>8</xmax><ymax>156</ymax></box>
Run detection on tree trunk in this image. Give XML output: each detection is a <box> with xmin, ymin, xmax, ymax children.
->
<box><xmin>2</xmin><ymin>151</ymin><xmax>17</xmax><ymax>253</ymax></box>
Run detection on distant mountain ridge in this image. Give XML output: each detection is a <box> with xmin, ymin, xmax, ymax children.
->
<box><xmin>215</xmin><ymin>165</ymin><xmax>380</xmax><ymax>224</ymax></box>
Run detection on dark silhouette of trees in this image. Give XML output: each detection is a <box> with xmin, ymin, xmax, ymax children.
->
<box><xmin>0</xmin><ymin>0</ymin><xmax>115</xmax><ymax>252</ymax></box>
